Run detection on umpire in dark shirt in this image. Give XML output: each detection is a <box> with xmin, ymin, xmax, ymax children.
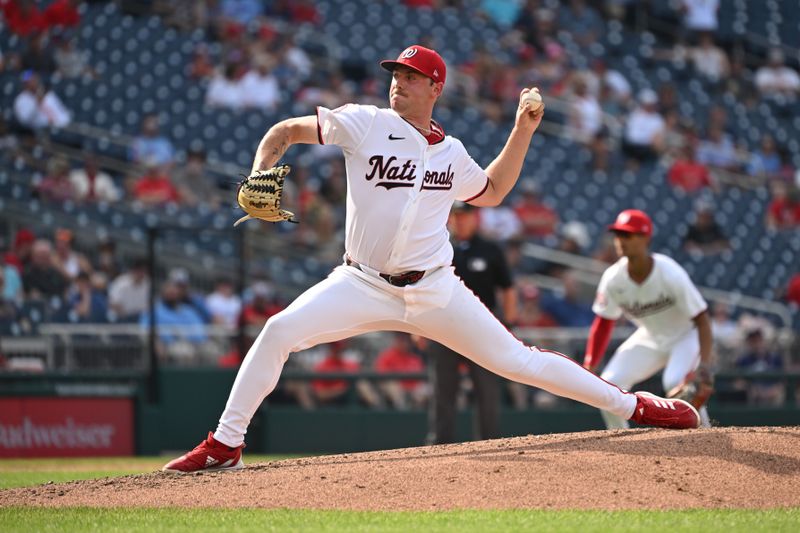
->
<box><xmin>426</xmin><ymin>201</ymin><xmax>517</xmax><ymax>444</ymax></box>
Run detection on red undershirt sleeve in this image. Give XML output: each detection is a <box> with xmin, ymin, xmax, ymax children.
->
<box><xmin>583</xmin><ymin>316</ymin><xmax>615</xmax><ymax>369</ymax></box>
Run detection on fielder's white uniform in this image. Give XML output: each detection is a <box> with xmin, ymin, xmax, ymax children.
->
<box><xmin>213</xmin><ymin>104</ymin><xmax>639</xmax><ymax>447</ymax></box>
<box><xmin>592</xmin><ymin>253</ymin><xmax>710</xmax><ymax>428</ymax></box>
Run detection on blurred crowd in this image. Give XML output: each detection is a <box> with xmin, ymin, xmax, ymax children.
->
<box><xmin>4</xmin><ymin>0</ymin><xmax>799</xmax><ymax>247</ymax></box>
<box><xmin>1</xmin><ymin>0</ymin><xmax>799</xmax><ymax>407</ymax></box>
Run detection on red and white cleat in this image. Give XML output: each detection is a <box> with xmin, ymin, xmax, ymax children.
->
<box><xmin>162</xmin><ymin>432</ymin><xmax>245</xmax><ymax>473</ymax></box>
<box><xmin>629</xmin><ymin>392</ymin><xmax>701</xmax><ymax>430</ymax></box>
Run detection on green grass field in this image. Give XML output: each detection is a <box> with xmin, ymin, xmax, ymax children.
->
<box><xmin>1</xmin><ymin>458</ymin><xmax>797</xmax><ymax>532</ymax></box>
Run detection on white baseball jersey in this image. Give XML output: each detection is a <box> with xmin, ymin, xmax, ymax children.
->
<box><xmin>592</xmin><ymin>253</ymin><xmax>707</xmax><ymax>348</ymax></box>
<box><xmin>316</xmin><ymin>104</ymin><xmax>489</xmax><ymax>274</ymax></box>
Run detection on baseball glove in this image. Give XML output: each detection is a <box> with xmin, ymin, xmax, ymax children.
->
<box><xmin>233</xmin><ymin>164</ymin><xmax>297</xmax><ymax>226</ymax></box>
<box><xmin>667</xmin><ymin>365</ymin><xmax>714</xmax><ymax>410</ymax></box>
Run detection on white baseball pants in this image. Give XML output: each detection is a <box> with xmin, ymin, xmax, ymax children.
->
<box><xmin>214</xmin><ymin>264</ymin><xmax>637</xmax><ymax>447</ymax></box>
<box><xmin>599</xmin><ymin>328</ymin><xmax>710</xmax><ymax>429</ymax></box>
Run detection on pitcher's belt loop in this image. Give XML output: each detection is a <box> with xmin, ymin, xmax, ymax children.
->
<box><xmin>345</xmin><ymin>255</ymin><xmax>426</xmax><ymax>287</ymax></box>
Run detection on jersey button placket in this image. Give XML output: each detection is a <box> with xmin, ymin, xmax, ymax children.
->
<box><xmin>391</xmin><ymin>148</ymin><xmax>424</xmax><ymax>270</ymax></box>
<box><xmin>404</xmin><ymin>152</ymin><xmax>425</xmax><ymax>233</ymax></box>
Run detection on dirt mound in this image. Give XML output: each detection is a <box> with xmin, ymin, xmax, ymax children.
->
<box><xmin>3</xmin><ymin>427</ymin><xmax>800</xmax><ymax>510</ymax></box>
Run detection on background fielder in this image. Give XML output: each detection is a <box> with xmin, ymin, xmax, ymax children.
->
<box><xmin>583</xmin><ymin>209</ymin><xmax>714</xmax><ymax>429</ymax></box>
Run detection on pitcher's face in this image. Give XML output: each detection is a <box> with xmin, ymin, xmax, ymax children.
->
<box><xmin>389</xmin><ymin>65</ymin><xmax>441</xmax><ymax>114</ymax></box>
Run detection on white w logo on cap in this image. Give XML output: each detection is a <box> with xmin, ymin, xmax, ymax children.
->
<box><xmin>401</xmin><ymin>48</ymin><xmax>418</xmax><ymax>59</ymax></box>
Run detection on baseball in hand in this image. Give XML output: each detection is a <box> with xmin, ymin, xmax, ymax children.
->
<box><xmin>521</xmin><ymin>88</ymin><xmax>544</xmax><ymax>113</ymax></box>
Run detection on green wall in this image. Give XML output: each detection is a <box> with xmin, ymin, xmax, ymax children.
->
<box><xmin>134</xmin><ymin>369</ymin><xmax>800</xmax><ymax>455</ymax></box>
<box><xmin>3</xmin><ymin>368</ymin><xmax>797</xmax><ymax>455</ymax></box>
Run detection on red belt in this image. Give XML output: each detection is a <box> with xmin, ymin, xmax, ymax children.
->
<box><xmin>345</xmin><ymin>256</ymin><xmax>425</xmax><ymax>287</ymax></box>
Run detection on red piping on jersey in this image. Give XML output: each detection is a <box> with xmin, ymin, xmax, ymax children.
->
<box><xmin>535</xmin><ymin>346</ymin><xmax>634</xmax><ymax>401</ymax></box>
<box><xmin>584</xmin><ymin>316</ymin><xmax>615</xmax><ymax>370</ymax></box>
<box><xmin>427</xmin><ymin>120</ymin><xmax>445</xmax><ymax>145</ymax></box>
<box><xmin>464</xmin><ymin>177</ymin><xmax>489</xmax><ymax>203</ymax></box>
<box><xmin>399</xmin><ymin>116</ymin><xmax>446</xmax><ymax>145</ymax></box>
<box><xmin>431</xmin><ymin>275</ymin><xmax>635</xmax><ymax>416</ymax></box>
<box><xmin>315</xmin><ymin>106</ymin><xmax>324</xmax><ymax>145</ymax></box>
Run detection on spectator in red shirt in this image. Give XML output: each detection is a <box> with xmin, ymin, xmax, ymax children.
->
<box><xmin>513</xmin><ymin>179</ymin><xmax>558</xmax><ymax>239</ymax></box>
<box><xmin>374</xmin><ymin>333</ymin><xmax>427</xmax><ymax>409</ymax></box>
<box><xmin>4</xmin><ymin>228</ymin><xmax>36</xmax><ymax>273</ymax></box>
<box><xmin>668</xmin><ymin>144</ymin><xmax>714</xmax><ymax>194</ymax></box>
<box><xmin>311</xmin><ymin>341</ymin><xmax>381</xmax><ymax>407</ymax></box>
<box><xmin>288</xmin><ymin>0</ymin><xmax>320</xmax><ymax>24</ymax></box>
<box><xmin>42</xmin><ymin>0</ymin><xmax>81</xmax><ymax>29</ymax></box>
<box><xmin>131</xmin><ymin>160</ymin><xmax>181</xmax><ymax>206</ymax></box>
<box><xmin>766</xmin><ymin>181</ymin><xmax>800</xmax><ymax>230</ymax></box>
<box><xmin>404</xmin><ymin>0</ymin><xmax>435</xmax><ymax>7</ymax></box>
<box><xmin>240</xmin><ymin>281</ymin><xmax>284</xmax><ymax>332</ymax></box>
<box><xmin>2</xmin><ymin>0</ymin><xmax>47</xmax><ymax>36</ymax></box>
<box><xmin>783</xmin><ymin>273</ymin><xmax>800</xmax><ymax>307</ymax></box>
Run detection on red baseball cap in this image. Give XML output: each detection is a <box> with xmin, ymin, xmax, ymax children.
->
<box><xmin>608</xmin><ymin>209</ymin><xmax>653</xmax><ymax>236</ymax></box>
<box><xmin>380</xmin><ymin>45</ymin><xmax>446</xmax><ymax>85</ymax></box>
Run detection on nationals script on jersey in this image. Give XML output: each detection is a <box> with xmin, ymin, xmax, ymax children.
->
<box><xmin>593</xmin><ymin>253</ymin><xmax>707</xmax><ymax>347</ymax></box>
<box><xmin>316</xmin><ymin>104</ymin><xmax>489</xmax><ymax>274</ymax></box>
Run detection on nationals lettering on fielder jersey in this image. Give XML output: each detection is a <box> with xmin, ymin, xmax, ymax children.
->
<box><xmin>592</xmin><ymin>253</ymin><xmax>707</xmax><ymax>347</ymax></box>
<box><xmin>317</xmin><ymin>104</ymin><xmax>489</xmax><ymax>273</ymax></box>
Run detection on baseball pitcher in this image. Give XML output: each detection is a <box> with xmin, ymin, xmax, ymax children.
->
<box><xmin>583</xmin><ymin>209</ymin><xmax>715</xmax><ymax>429</ymax></box>
<box><xmin>163</xmin><ymin>46</ymin><xmax>701</xmax><ymax>473</ymax></box>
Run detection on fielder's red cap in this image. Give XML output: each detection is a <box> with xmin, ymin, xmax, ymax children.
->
<box><xmin>380</xmin><ymin>45</ymin><xmax>446</xmax><ymax>85</ymax></box>
<box><xmin>608</xmin><ymin>209</ymin><xmax>653</xmax><ymax>236</ymax></box>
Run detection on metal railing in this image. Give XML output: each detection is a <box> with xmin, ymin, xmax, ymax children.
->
<box><xmin>0</xmin><ymin>320</ymin><xmax>791</xmax><ymax>370</ymax></box>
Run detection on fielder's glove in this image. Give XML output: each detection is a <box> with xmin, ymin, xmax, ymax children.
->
<box><xmin>233</xmin><ymin>164</ymin><xmax>297</xmax><ymax>226</ymax></box>
<box><xmin>667</xmin><ymin>365</ymin><xmax>714</xmax><ymax>410</ymax></box>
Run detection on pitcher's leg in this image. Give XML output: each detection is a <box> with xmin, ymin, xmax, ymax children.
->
<box><xmin>411</xmin><ymin>279</ymin><xmax>637</xmax><ymax>420</ymax></box>
<box><xmin>427</xmin><ymin>342</ymin><xmax>461</xmax><ymax>444</ymax></box>
<box><xmin>600</xmin><ymin>409</ymin><xmax>630</xmax><ymax>430</ymax></box>
<box><xmin>600</xmin><ymin>338</ymin><xmax>667</xmax><ymax>429</ymax></box>
<box><xmin>215</xmin><ymin>267</ymin><xmax>407</xmax><ymax>447</ymax></box>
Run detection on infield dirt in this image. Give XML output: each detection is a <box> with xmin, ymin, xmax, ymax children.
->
<box><xmin>2</xmin><ymin>427</ymin><xmax>799</xmax><ymax>510</ymax></box>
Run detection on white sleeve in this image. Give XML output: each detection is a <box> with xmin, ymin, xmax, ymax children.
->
<box><xmin>668</xmin><ymin>263</ymin><xmax>708</xmax><ymax>318</ymax></box>
<box><xmin>453</xmin><ymin>141</ymin><xmax>489</xmax><ymax>202</ymax></box>
<box><xmin>755</xmin><ymin>69</ymin><xmax>770</xmax><ymax>90</ymax></box>
<box><xmin>42</xmin><ymin>92</ymin><xmax>71</xmax><ymax>127</ymax></box>
<box><xmin>98</xmin><ymin>173</ymin><xmax>121</xmax><ymax>202</ymax></box>
<box><xmin>316</xmin><ymin>104</ymin><xmax>376</xmax><ymax>153</ymax></box>
<box><xmin>786</xmin><ymin>70</ymin><xmax>800</xmax><ymax>90</ymax></box>
<box><xmin>13</xmin><ymin>93</ymin><xmax>37</xmax><ymax>126</ymax></box>
<box><xmin>592</xmin><ymin>268</ymin><xmax>623</xmax><ymax>320</ymax></box>
<box><xmin>108</xmin><ymin>279</ymin><xmax>123</xmax><ymax>307</ymax></box>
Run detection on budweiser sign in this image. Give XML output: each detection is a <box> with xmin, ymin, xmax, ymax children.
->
<box><xmin>0</xmin><ymin>398</ymin><xmax>134</xmax><ymax>457</ymax></box>
<box><xmin>0</xmin><ymin>417</ymin><xmax>115</xmax><ymax>449</ymax></box>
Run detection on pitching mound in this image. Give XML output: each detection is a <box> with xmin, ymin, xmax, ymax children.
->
<box><xmin>3</xmin><ymin>427</ymin><xmax>800</xmax><ymax>510</ymax></box>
